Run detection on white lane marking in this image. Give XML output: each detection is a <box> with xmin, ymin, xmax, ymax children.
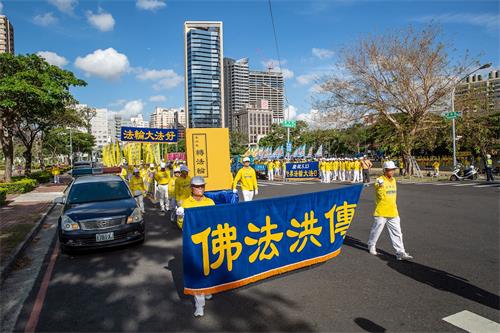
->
<box><xmin>443</xmin><ymin>310</ymin><xmax>500</xmax><ymax>332</ymax></box>
<box><xmin>432</xmin><ymin>182</ymin><xmax>459</xmax><ymax>186</ymax></box>
<box><xmin>474</xmin><ymin>184</ymin><xmax>500</xmax><ymax>188</ymax></box>
<box><xmin>452</xmin><ymin>183</ymin><xmax>480</xmax><ymax>187</ymax></box>
<box><xmin>258</xmin><ymin>181</ymin><xmax>284</xmax><ymax>186</ymax></box>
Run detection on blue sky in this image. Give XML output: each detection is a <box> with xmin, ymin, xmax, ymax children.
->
<box><xmin>2</xmin><ymin>0</ymin><xmax>499</xmax><ymax>121</ymax></box>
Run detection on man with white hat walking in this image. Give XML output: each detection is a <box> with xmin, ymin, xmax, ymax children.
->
<box><xmin>154</xmin><ymin>162</ymin><xmax>171</xmax><ymax>212</ymax></box>
<box><xmin>233</xmin><ymin>157</ymin><xmax>258</xmax><ymax>201</ymax></box>
<box><xmin>367</xmin><ymin>160</ymin><xmax>413</xmax><ymax>261</ymax></box>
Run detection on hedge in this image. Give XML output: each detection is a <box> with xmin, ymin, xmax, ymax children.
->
<box><xmin>29</xmin><ymin>170</ymin><xmax>52</xmax><ymax>184</ymax></box>
<box><xmin>0</xmin><ymin>187</ymin><xmax>7</xmax><ymax>205</ymax></box>
<box><xmin>0</xmin><ymin>179</ymin><xmax>37</xmax><ymax>194</ymax></box>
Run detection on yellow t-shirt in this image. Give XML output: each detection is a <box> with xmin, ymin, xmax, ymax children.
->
<box><xmin>154</xmin><ymin>170</ymin><xmax>171</xmax><ymax>185</ymax></box>
<box><xmin>320</xmin><ymin>161</ymin><xmax>326</xmax><ymax>171</ymax></box>
<box><xmin>175</xmin><ymin>176</ymin><xmax>192</xmax><ymax>204</ymax></box>
<box><xmin>51</xmin><ymin>166</ymin><xmax>60</xmax><ymax>175</ymax></box>
<box><xmin>233</xmin><ymin>166</ymin><xmax>258</xmax><ymax>191</ymax></box>
<box><xmin>432</xmin><ymin>162</ymin><xmax>440</xmax><ymax>170</ymax></box>
<box><xmin>178</xmin><ymin>195</ymin><xmax>215</xmax><ymax>229</ymax></box>
<box><xmin>274</xmin><ymin>161</ymin><xmax>280</xmax><ymax>169</ymax></box>
<box><xmin>168</xmin><ymin>176</ymin><xmax>177</xmax><ymax>197</ymax></box>
<box><xmin>139</xmin><ymin>167</ymin><xmax>148</xmax><ymax>179</ymax></box>
<box><xmin>325</xmin><ymin>162</ymin><xmax>331</xmax><ymax>171</ymax></box>
<box><xmin>129</xmin><ymin>175</ymin><xmax>146</xmax><ymax>192</ymax></box>
<box><xmin>333</xmin><ymin>161</ymin><xmax>339</xmax><ymax>171</ymax></box>
<box><xmin>374</xmin><ymin>175</ymin><xmax>398</xmax><ymax>217</ymax></box>
<box><xmin>354</xmin><ymin>161</ymin><xmax>361</xmax><ymax>171</ymax></box>
<box><xmin>267</xmin><ymin>162</ymin><xmax>274</xmax><ymax>170</ymax></box>
<box><xmin>120</xmin><ymin>167</ymin><xmax>127</xmax><ymax>180</ymax></box>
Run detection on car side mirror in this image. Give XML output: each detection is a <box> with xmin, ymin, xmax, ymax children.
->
<box><xmin>54</xmin><ymin>196</ymin><xmax>66</xmax><ymax>205</ymax></box>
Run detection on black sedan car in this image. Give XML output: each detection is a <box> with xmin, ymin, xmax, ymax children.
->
<box><xmin>55</xmin><ymin>174</ymin><xmax>145</xmax><ymax>253</ymax></box>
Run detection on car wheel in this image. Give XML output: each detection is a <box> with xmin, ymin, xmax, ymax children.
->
<box><xmin>450</xmin><ymin>175</ymin><xmax>458</xmax><ymax>181</ymax></box>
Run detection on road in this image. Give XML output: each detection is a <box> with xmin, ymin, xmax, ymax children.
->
<box><xmin>14</xmin><ymin>180</ymin><xmax>499</xmax><ymax>332</ymax></box>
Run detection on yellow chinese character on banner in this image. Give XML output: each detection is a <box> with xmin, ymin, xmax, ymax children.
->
<box><xmin>145</xmin><ymin>131</ymin><xmax>155</xmax><ymax>140</ymax></box>
<box><xmin>286</xmin><ymin>210</ymin><xmax>322</xmax><ymax>253</ymax></box>
<box><xmin>244</xmin><ymin>216</ymin><xmax>284</xmax><ymax>263</ymax></box>
<box><xmin>191</xmin><ymin>223</ymin><xmax>242</xmax><ymax>276</ymax></box>
<box><xmin>123</xmin><ymin>130</ymin><xmax>134</xmax><ymax>140</ymax></box>
<box><xmin>165</xmin><ymin>131</ymin><xmax>176</xmax><ymax>141</ymax></box>
<box><xmin>325</xmin><ymin>201</ymin><xmax>357</xmax><ymax>243</ymax></box>
<box><xmin>134</xmin><ymin>130</ymin><xmax>145</xmax><ymax>140</ymax></box>
<box><xmin>155</xmin><ymin>131</ymin><xmax>164</xmax><ymax>141</ymax></box>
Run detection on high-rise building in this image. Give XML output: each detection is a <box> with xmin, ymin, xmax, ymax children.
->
<box><xmin>0</xmin><ymin>15</ymin><xmax>14</xmax><ymax>54</ymax></box>
<box><xmin>455</xmin><ymin>70</ymin><xmax>500</xmax><ymax>112</ymax></box>
<box><xmin>150</xmin><ymin>107</ymin><xmax>177</xmax><ymax>128</ymax></box>
<box><xmin>249</xmin><ymin>70</ymin><xmax>284</xmax><ymax>123</ymax></box>
<box><xmin>232</xmin><ymin>104</ymin><xmax>273</xmax><ymax>146</ymax></box>
<box><xmin>223</xmin><ymin>57</ymin><xmax>249</xmax><ymax>131</ymax></box>
<box><xmin>90</xmin><ymin>108</ymin><xmax>110</xmax><ymax>148</ymax></box>
<box><xmin>184</xmin><ymin>21</ymin><xmax>224</xmax><ymax>128</ymax></box>
<box><xmin>130</xmin><ymin>114</ymin><xmax>149</xmax><ymax>128</ymax></box>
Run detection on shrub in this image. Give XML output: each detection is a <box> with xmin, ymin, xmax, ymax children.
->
<box><xmin>29</xmin><ymin>170</ymin><xmax>52</xmax><ymax>184</ymax></box>
<box><xmin>0</xmin><ymin>187</ymin><xmax>7</xmax><ymax>205</ymax></box>
<box><xmin>0</xmin><ymin>179</ymin><xmax>37</xmax><ymax>194</ymax></box>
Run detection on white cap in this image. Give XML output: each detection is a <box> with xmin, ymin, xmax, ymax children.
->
<box><xmin>133</xmin><ymin>168</ymin><xmax>139</xmax><ymax>173</ymax></box>
<box><xmin>180</xmin><ymin>165</ymin><xmax>189</xmax><ymax>172</ymax></box>
<box><xmin>486</xmin><ymin>154</ymin><xmax>491</xmax><ymax>158</ymax></box>
<box><xmin>191</xmin><ymin>176</ymin><xmax>206</xmax><ymax>186</ymax></box>
<box><xmin>150</xmin><ymin>163</ymin><xmax>155</xmax><ymax>168</ymax></box>
<box><xmin>243</xmin><ymin>157</ymin><xmax>250</xmax><ymax>162</ymax></box>
<box><xmin>160</xmin><ymin>162</ymin><xmax>166</xmax><ymax>168</ymax></box>
<box><xmin>173</xmin><ymin>167</ymin><xmax>181</xmax><ymax>173</ymax></box>
<box><xmin>383</xmin><ymin>161</ymin><xmax>397</xmax><ymax>170</ymax></box>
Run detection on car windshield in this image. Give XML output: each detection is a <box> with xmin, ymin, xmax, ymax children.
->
<box><xmin>68</xmin><ymin>180</ymin><xmax>131</xmax><ymax>204</ymax></box>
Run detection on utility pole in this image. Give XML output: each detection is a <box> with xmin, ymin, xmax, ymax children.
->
<box><xmin>69</xmin><ymin>128</ymin><xmax>73</xmax><ymax>167</ymax></box>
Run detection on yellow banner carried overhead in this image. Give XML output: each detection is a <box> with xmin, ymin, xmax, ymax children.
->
<box><xmin>186</xmin><ymin>128</ymin><xmax>232</xmax><ymax>192</ymax></box>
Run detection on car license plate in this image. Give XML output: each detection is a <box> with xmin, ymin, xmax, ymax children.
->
<box><xmin>96</xmin><ymin>232</ymin><xmax>114</xmax><ymax>242</ymax></box>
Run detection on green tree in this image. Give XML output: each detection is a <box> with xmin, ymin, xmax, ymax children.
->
<box><xmin>230</xmin><ymin>131</ymin><xmax>248</xmax><ymax>156</ymax></box>
<box><xmin>0</xmin><ymin>53</ymin><xmax>86</xmax><ymax>177</ymax></box>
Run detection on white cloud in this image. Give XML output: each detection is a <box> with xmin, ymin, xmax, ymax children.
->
<box><xmin>86</xmin><ymin>9</ymin><xmax>115</xmax><ymax>32</ymax></box>
<box><xmin>285</xmin><ymin>105</ymin><xmax>298</xmax><ymax>120</ymax></box>
<box><xmin>108</xmin><ymin>99</ymin><xmax>128</xmax><ymax>107</ymax></box>
<box><xmin>414</xmin><ymin>13</ymin><xmax>500</xmax><ymax>30</ymax></box>
<box><xmin>136</xmin><ymin>0</ymin><xmax>166</xmax><ymax>11</ymax></box>
<box><xmin>296</xmin><ymin>73</ymin><xmax>318</xmax><ymax>85</ymax></box>
<box><xmin>48</xmin><ymin>0</ymin><xmax>78</xmax><ymax>14</ymax></box>
<box><xmin>136</xmin><ymin>68</ymin><xmax>183</xmax><ymax>90</ymax></box>
<box><xmin>33</xmin><ymin>12</ymin><xmax>58</xmax><ymax>26</ymax></box>
<box><xmin>149</xmin><ymin>95</ymin><xmax>167</xmax><ymax>102</ymax></box>
<box><xmin>312</xmin><ymin>48</ymin><xmax>334</xmax><ymax>59</ymax></box>
<box><xmin>75</xmin><ymin>48</ymin><xmax>130</xmax><ymax>80</ymax></box>
<box><xmin>114</xmin><ymin>99</ymin><xmax>145</xmax><ymax>118</ymax></box>
<box><xmin>261</xmin><ymin>59</ymin><xmax>294</xmax><ymax>80</ymax></box>
<box><xmin>37</xmin><ymin>51</ymin><xmax>68</xmax><ymax>67</ymax></box>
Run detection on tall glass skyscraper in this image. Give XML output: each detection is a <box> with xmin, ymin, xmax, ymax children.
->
<box><xmin>184</xmin><ymin>21</ymin><xmax>224</xmax><ymax>128</ymax></box>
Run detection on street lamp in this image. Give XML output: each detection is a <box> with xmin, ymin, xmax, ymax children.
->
<box><xmin>261</xmin><ymin>83</ymin><xmax>291</xmax><ymax>157</ymax></box>
<box><xmin>450</xmin><ymin>63</ymin><xmax>491</xmax><ymax>168</ymax></box>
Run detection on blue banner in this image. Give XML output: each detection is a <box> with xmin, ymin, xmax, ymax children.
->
<box><xmin>285</xmin><ymin>161</ymin><xmax>319</xmax><ymax>178</ymax></box>
<box><xmin>254</xmin><ymin>164</ymin><xmax>267</xmax><ymax>172</ymax></box>
<box><xmin>183</xmin><ymin>184</ymin><xmax>363</xmax><ymax>295</ymax></box>
<box><xmin>120</xmin><ymin>126</ymin><xmax>178</xmax><ymax>143</ymax></box>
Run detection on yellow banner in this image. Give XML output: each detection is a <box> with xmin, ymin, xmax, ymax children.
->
<box><xmin>186</xmin><ymin>128</ymin><xmax>232</xmax><ymax>191</ymax></box>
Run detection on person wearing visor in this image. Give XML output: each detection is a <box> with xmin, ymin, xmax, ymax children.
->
<box><xmin>129</xmin><ymin>168</ymin><xmax>146</xmax><ymax>213</ymax></box>
<box><xmin>154</xmin><ymin>162</ymin><xmax>171</xmax><ymax>212</ymax></box>
<box><xmin>168</xmin><ymin>168</ymin><xmax>181</xmax><ymax>217</ymax></box>
<box><xmin>174</xmin><ymin>165</ymin><xmax>192</xmax><ymax>217</ymax></box>
<box><xmin>176</xmin><ymin>176</ymin><xmax>215</xmax><ymax>317</ymax></box>
<box><xmin>233</xmin><ymin>157</ymin><xmax>258</xmax><ymax>202</ymax></box>
<box><xmin>367</xmin><ymin>160</ymin><xmax>413</xmax><ymax>261</ymax></box>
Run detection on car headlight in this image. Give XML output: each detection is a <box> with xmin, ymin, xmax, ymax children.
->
<box><xmin>127</xmin><ymin>208</ymin><xmax>142</xmax><ymax>224</ymax></box>
<box><xmin>61</xmin><ymin>215</ymin><xmax>80</xmax><ymax>231</ymax></box>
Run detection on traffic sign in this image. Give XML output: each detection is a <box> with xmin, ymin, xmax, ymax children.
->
<box><xmin>281</xmin><ymin>120</ymin><xmax>296</xmax><ymax>128</ymax></box>
<box><xmin>443</xmin><ymin>111</ymin><xmax>461</xmax><ymax>120</ymax></box>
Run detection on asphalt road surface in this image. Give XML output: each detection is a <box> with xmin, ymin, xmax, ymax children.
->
<box><xmin>15</xmin><ymin>180</ymin><xmax>499</xmax><ymax>332</ymax></box>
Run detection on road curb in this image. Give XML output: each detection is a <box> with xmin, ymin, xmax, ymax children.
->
<box><xmin>0</xmin><ymin>202</ymin><xmax>57</xmax><ymax>282</ymax></box>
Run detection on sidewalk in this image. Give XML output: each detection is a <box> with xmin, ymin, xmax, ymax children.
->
<box><xmin>0</xmin><ymin>177</ymin><xmax>69</xmax><ymax>265</ymax></box>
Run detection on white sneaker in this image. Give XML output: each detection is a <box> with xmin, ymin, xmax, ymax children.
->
<box><xmin>368</xmin><ymin>246</ymin><xmax>378</xmax><ymax>255</ymax></box>
<box><xmin>396</xmin><ymin>252</ymin><xmax>414</xmax><ymax>261</ymax></box>
<box><xmin>205</xmin><ymin>294</ymin><xmax>212</xmax><ymax>300</ymax></box>
<box><xmin>194</xmin><ymin>306</ymin><xmax>204</xmax><ymax>317</ymax></box>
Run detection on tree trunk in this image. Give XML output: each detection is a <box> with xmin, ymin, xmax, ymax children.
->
<box><xmin>2</xmin><ymin>136</ymin><xmax>14</xmax><ymax>182</ymax></box>
<box><xmin>23</xmin><ymin>143</ymin><xmax>34</xmax><ymax>176</ymax></box>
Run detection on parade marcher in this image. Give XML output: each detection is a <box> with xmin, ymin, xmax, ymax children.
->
<box><xmin>174</xmin><ymin>165</ymin><xmax>192</xmax><ymax>215</ymax></box>
<box><xmin>320</xmin><ymin>159</ymin><xmax>326</xmax><ymax>183</ymax></box>
<box><xmin>51</xmin><ymin>164</ymin><xmax>60</xmax><ymax>184</ymax></box>
<box><xmin>168</xmin><ymin>168</ymin><xmax>181</xmax><ymax>212</ymax></box>
<box><xmin>367</xmin><ymin>161</ymin><xmax>413</xmax><ymax>261</ymax></box>
<box><xmin>267</xmin><ymin>160</ymin><xmax>274</xmax><ymax>181</ymax></box>
<box><xmin>145</xmin><ymin>163</ymin><xmax>156</xmax><ymax>195</ymax></box>
<box><xmin>233</xmin><ymin>157</ymin><xmax>258</xmax><ymax>202</ymax></box>
<box><xmin>274</xmin><ymin>160</ymin><xmax>281</xmax><ymax>177</ymax></box>
<box><xmin>353</xmin><ymin>158</ymin><xmax>361</xmax><ymax>183</ymax></box>
<box><xmin>130</xmin><ymin>168</ymin><xmax>146</xmax><ymax>213</ymax></box>
<box><xmin>175</xmin><ymin>176</ymin><xmax>215</xmax><ymax>317</ymax></box>
<box><xmin>325</xmin><ymin>158</ymin><xmax>332</xmax><ymax>183</ymax></box>
<box><xmin>282</xmin><ymin>159</ymin><xmax>287</xmax><ymax>182</ymax></box>
<box><xmin>339</xmin><ymin>158</ymin><xmax>346</xmax><ymax>181</ymax></box>
<box><xmin>154</xmin><ymin>162</ymin><xmax>171</xmax><ymax>212</ymax></box>
<box><xmin>332</xmin><ymin>158</ymin><xmax>339</xmax><ymax>181</ymax></box>
<box><xmin>361</xmin><ymin>155</ymin><xmax>372</xmax><ymax>185</ymax></box>
<box><xmin>485</xmin><ymin>154</ymin><xmax>494</xmax><ymax>182</ymax></box>
<box><xmin>120</xmin><ymin>162</ymin><xmax>128</xmax><ymax>180</ymax></box>
<box><xmin>432</xmin><ymin>160</ymin><xmax>440</xmax><ymax>178</ymax></box>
